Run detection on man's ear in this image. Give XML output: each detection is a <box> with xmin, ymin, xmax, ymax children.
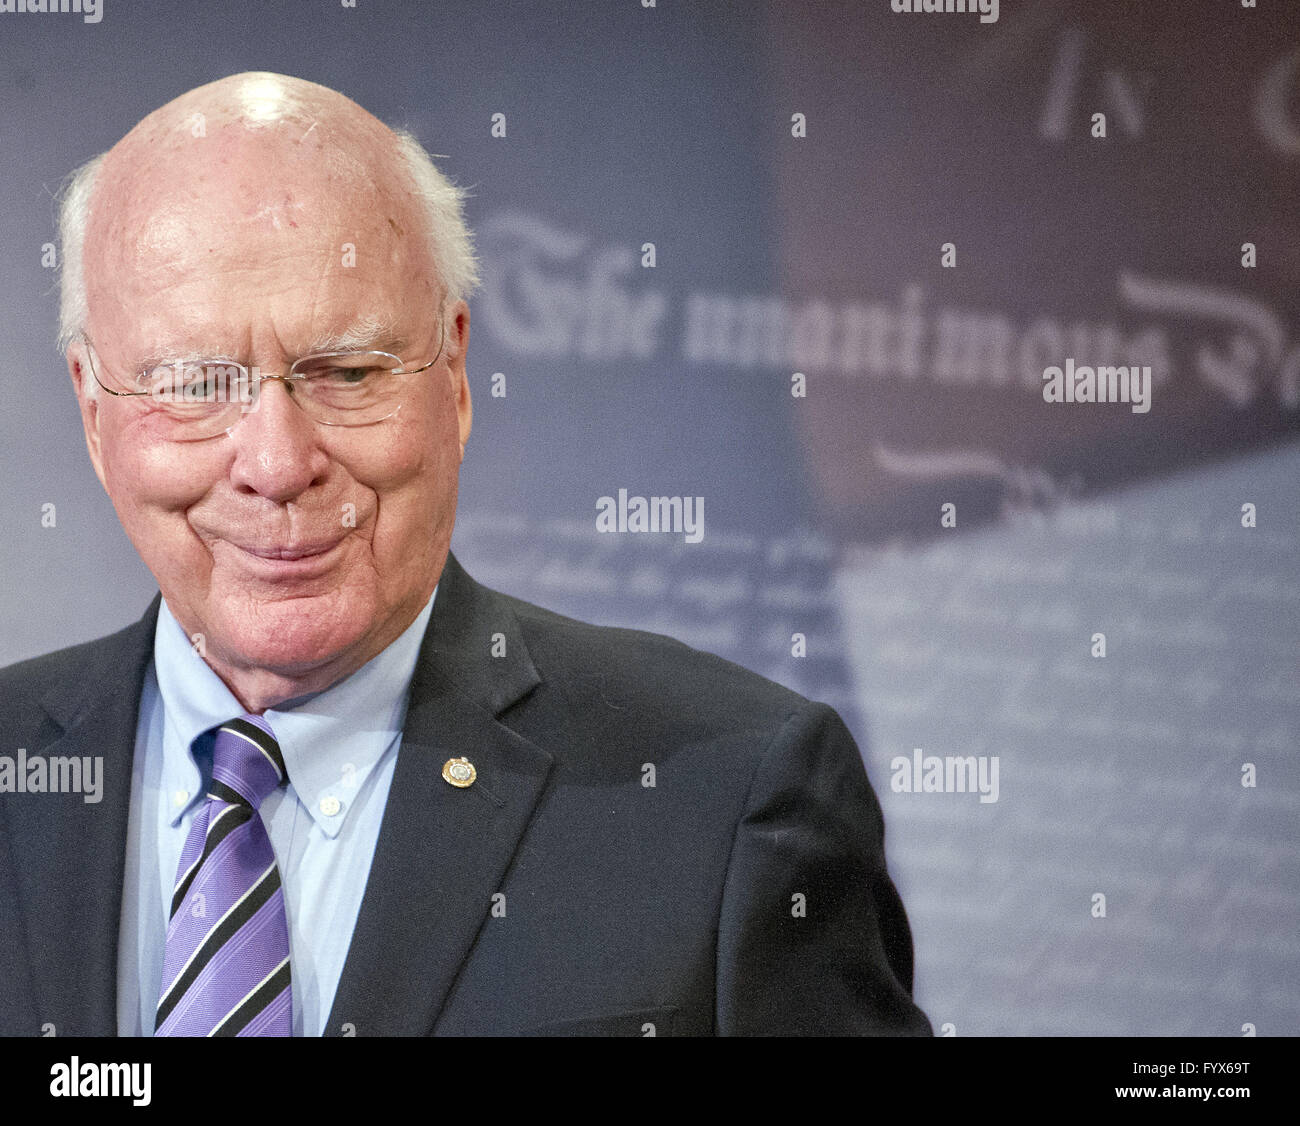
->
<box><xmin>444</xmin><ymin>300</ymin><xmax>472</xmax><ymax>459</ymax></box>
<box><xmin>66</xmin><ymin>341</ymin><xmax>110</xmax><ymax>491</ymax></box>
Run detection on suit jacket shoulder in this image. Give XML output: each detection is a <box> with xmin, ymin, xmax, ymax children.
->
<box><xmin>499</xmin><ymin>584</ymin><xmax>811</xmax><ymax>732</ymax></box>
<box><xmin>0</xmin><ymin>601</ymin><xmax>159</xmax><ymax>745</ymax></box>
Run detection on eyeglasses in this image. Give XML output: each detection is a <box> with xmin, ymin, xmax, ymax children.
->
<box><xmin>80</xmin><ymin>315</ymin><xmax>446</xmax><ymax>442</ymax></box>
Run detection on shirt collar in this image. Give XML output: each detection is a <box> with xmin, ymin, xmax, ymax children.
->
<box><xmin>153</xmin><ymin>588</ymin><xmax>437</xmax><ymax>838</ymax></box>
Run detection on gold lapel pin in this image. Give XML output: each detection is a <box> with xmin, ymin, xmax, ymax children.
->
<box><xmin>442</xmin><ymin>757</ymin><xmax>477</xmax><ymax>788</ymax></box>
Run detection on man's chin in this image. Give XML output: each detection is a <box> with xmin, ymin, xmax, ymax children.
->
<box><xmin>204</xmin><ymin>596</ymin><xmax>376</xmax><ymax>682</ymax></box>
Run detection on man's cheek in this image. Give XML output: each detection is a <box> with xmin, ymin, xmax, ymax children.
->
<box><xmin>337</xmin><ymin>425</ymin><xmax>436</xmax><ymax>497</ymax></box>
<box><xmin>101</xmin><ymin>439</ymin><xmax>209</xmax><ymax>529</ymax></box>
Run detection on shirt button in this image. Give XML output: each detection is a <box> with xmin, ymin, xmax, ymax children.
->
<box><xmin>172</xmin><ymin>790</ymin><xmax>189</xmax><ymax>808</ymax></box>
<box><xmin>319</xmin><ymin>795</ymin><xmax>342</xmax><ymax>817</ymax></box>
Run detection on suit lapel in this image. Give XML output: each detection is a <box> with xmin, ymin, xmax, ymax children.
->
<box><xmin>325</xmin><ymin>552</ymin><xmax>555</xmax><ymax>1036</ymax></box>
<box><xmin>5</xmin><ymin>598</ymin><xmax>159</xmax><ymax>1036</ymax></box>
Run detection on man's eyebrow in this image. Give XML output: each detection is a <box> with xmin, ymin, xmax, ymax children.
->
<box><xmin>128</xmin><ymin>317</ymin><xmax>409</xmax><ymax>368</ymax></box>
<box><xmin>307</xmin><ymin>316</ymin><xmax>407</xmax><ymax>354</ymax></box>
<box><xmin>130</xmin><ymin>342</ymin><xmax>243</xmax><ymax>371</ymax></box>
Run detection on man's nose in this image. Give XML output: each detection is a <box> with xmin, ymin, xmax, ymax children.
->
<box><xmin>227</xmin><ymin>378</ymin><xmax>330</xmax><ymax>502</ymax></box>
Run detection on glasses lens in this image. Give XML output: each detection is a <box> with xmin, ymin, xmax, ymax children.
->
<box><xmin>146</xmin><ymin>361</ymin><xmax>249</xmax><ymax>439</ymax></box>
<box><xmin>287</xmin><ymin>351</ymin><xmax>405</xmax><ymax>425</ymax></box>
<box><xmin>86</xmin><ymin>345</ymin><xmax>246</xmax><ymax>440</ymax></box>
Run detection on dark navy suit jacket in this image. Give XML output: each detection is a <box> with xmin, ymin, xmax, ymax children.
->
<box><xmin>0</xmin><ymin>551</ymin><xmax>931</xmax><ymax>1036</ymax></box>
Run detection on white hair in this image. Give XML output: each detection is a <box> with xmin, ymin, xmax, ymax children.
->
<box><xmin>55</xmin><ymin>126</ymin><xmax>480</xmax><ymax>353</ymax></box>
<box><xmin>56</xmin><ymin>152</ymin><xmax>104</xmax><ymax>354</ymax></box>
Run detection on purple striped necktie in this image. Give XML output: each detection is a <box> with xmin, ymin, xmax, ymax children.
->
<box><xmin>155</xmin><ymin>714</ymin><xmax>293</xmax><ymax>1037</ymax></box>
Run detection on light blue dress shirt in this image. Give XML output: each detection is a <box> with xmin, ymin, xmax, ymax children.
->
<box><xmin>116</xmin><ymin>587</ymin><xmax>437</xmax><ymax>1037</ymax></box>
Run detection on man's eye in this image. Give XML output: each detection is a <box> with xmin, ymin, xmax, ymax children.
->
<box><xmin>140</xmin><ymin>372</ymin><xmax>213</xmax><ymax>398</ymax></box>
<box><xmin>307</xmin><ymin>365</ymin><xmax>382</xmax><ymax>384</ymax></box>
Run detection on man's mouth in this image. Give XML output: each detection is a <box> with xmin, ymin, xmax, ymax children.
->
<box><xmin>227</xmin><ymin>536</ymin><xmax>348</xmax><ymax>576</ymax></box>
<box><xmin>236</xmin><ymin>539</ymin><xmax>342</xmax><ymax>561</ymax></box>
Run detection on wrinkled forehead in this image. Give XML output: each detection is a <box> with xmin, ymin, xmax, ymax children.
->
<box><xmin>96</xmin><ymin>115</ymin><xmax>424</xmax><ymax>265</ymax></box>
<box><xmin>83</xmin><ymin>114</ymin><xmax>436</xmax><ymax>347</ymax></box>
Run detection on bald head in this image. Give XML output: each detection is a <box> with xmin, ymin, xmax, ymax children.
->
<box><xmin>84</xmin><ymin>74</ymin><xmax>431</xmax><ymax>355</ymax></box>
<box><xmin>95</xmin><ymin>72</ymin><xmax>412</xmax><ymax>243</ymax></box>
<box><xmin>59</xmin><ymin>71</ymin><xmax>478</xmax><ymax>353</ymax></box>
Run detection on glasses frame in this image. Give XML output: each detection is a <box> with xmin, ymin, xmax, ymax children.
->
<box><xmin>79</xmin><ymin>313</ymin><xmax>447</xmax><ymax>438</ymax></box>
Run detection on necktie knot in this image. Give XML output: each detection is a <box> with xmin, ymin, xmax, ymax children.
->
<box><xmin>210</xmin><ymin>714</ymin><xmax>287</xmax><ymax>811</ymax></box>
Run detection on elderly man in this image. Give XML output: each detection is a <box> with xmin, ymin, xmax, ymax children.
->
<box><xmin>0</xmin><ymin>73</ymin><xmax>929</xmax><ymax>1037</ymax></box>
